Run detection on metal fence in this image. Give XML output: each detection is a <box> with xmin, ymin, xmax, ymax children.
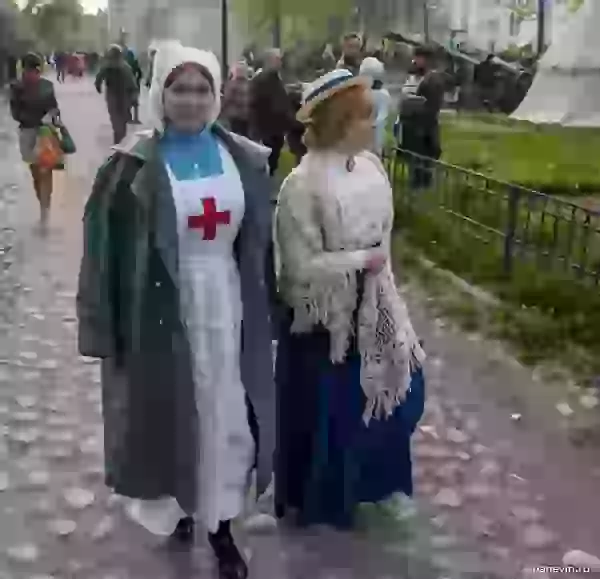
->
<box><xmin>386</xmin><ymin>147</ymin><xmax>600</xmax><ymax>286</ymax></box>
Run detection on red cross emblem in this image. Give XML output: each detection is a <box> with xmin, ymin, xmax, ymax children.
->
<box><xmin>187</xmin><ymin>197</ymin><xmax>231</xmax><ymax>240</ymax></box>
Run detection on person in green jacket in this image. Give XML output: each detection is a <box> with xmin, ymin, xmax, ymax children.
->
<box><xmin>121</xmin><ymin>44</ymin><xmax>143</xmax><ymax>123</ymax></box>
<box><xmin>95</xmin><ymin>45</ymin><xmax>139</xmax><ymax>143</ymax></box>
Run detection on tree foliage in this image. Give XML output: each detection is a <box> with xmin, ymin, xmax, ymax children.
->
<box><xmin>0</xmin><ymin>0</ymin><xmax>108</xmax><ymax>57</ymax></box>
<box><xmin>567</xmin><ymin>0</ymin><xmax>585</xmax><ymax>13</ymax></box>
<box><xmin>231</xmin><ymin>0</ymin><xmax>354</xmax><ymax>46</ymax></box>
<box><xmin>508</xmin><ymin>0</ymin><xmax>535</xmax><ymax>20</ymax></box>
<box><xmin>34</xmin><ymin>0</ymin><xmax>82</xmax><ymax>51</ymax></box>
<box><xmin>508</xmin><ymin>0</ymin><xmax>584</xmax><ymax>22</ymax></box>
<box><xmin>10</xmin><ymin>0</ymin><xmax>107</xmax><ymax>53</ymax></box>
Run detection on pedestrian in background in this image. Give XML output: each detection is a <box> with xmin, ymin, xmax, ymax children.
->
<box><xmin>54</xmin><ymin>52</ymin><xmax>66</xmax><ymax>83</ymax></box>
<box><xmin>404</xmin><ymin>46</ymin><xmax>444</xmax><ymax>188</ymax></box>
<box><xmin>249</xmin><ymin>48</ymin><xmax>294</xmax><ymax>175</ymax></box>
<box><xmin>221</xmin><ymin>61</ymin><xmax>252</xmax><ymax>137</ymax></box>
<box><xmin>121</xmin><ymin>42</ymin><xmax>143</xmax><ymax>123</ymax></box>
<box><xmin>94</xmin><ymin>45</ymin><xmax>138</xmax><ymax>144</ymax></box>
<box><xmin>9</xmin><ymin>52</ymin><xmax>60</xmax><ymax>230</ymax></box>
<box><xmin>359</xmin><ymin>56</ymin><xmax>392</xmax><ymax>156</ymax></box>
<box><xmin>336</xmin><ymin>32</ymin><xmax>363</xmax><ymax>75</ymax></box>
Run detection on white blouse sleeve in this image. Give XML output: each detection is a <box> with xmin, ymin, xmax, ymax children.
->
<box><xmin>275</xmin><ymin>171</ymin><xmax>372</xmax><ymax>283</ymax></box>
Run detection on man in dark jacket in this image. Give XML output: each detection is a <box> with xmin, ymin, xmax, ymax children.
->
<box><xmin>474</xmin><ymin>54</ymin><xmax>497</xmax><ymax>111</ymax></box>
<box><xmin>400</xmin><ymin>46</ymin><xmax>445</xmax><ymax>189</ymax></box>
<box><xmin>249</xmin><ymin>48</ymin><xmax>293</xmax><ymax>176</ymax></box>
<box><xmin>95</xmin><ymin>45</ymin><xmax>138</xmax><ymax>144</ymax></box>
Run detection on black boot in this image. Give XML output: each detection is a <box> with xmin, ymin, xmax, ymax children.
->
<box><xmin>208</xmin><ymin>520</ymin><xmax>248</xmax><ymax>579</ymax></box>
<box><xmin>171</xmin><ymin>516</ymin><xmax>195</xmax><ymax>543</ymax></box>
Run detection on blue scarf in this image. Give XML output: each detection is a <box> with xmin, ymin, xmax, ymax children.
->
<box><xmin>159</xmin><ymin>126</ymin><xmax>223</xmax><ymax>181</ymax></box>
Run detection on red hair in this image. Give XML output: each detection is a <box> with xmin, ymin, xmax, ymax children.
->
<box><xmin>303</xmin><ymin>85</ymin><xmax>372</xmax><ymax>150</ymax></box>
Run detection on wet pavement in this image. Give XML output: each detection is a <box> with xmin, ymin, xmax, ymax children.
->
<box><xmin>0</xmin><ymin>93</ymin><xmax>28</xmax><ymax>333</ymax></box>
<box><xmin>0</xmin><ymin>77</ymin><xmax>599</xmax><ymax>579</ymax></box>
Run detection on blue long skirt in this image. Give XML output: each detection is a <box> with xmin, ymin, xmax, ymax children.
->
<box><xmin>274</xmin><ymin>310</ymin><xmax>425</xmax><ymax>529</ymax></box>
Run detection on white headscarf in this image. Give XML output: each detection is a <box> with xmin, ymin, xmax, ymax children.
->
<box><xmin>359</xmin><ymin>56</ymin><xmax>385</xmax><ymax>81</ymax></box>
<box><xmin>146</xmin><ymin>44</ymin><xmax>222</xmax><ymax>133</ymax></box>
<box><xmin>148</xmin><ymin>38</ymin><xmax>181</xmax><ymax>54</ymax></box>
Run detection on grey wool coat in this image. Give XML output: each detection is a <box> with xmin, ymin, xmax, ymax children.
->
<box><xmin>76</xmin><ymin>124</ymin><xmax>277</xmax><ymax>515</ymax></box>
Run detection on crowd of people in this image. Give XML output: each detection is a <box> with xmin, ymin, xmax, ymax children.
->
<box><xmin>88</xmin><ymin>36</ymin><xmax>402</xmax><ymax>176</ymax></box>
<box><xmin>7</xmin><ymin>35</ymin><xmax>443</xmax><ymax>579</ymax></box>
<box><xmin>52</xmin><ymin>52</ymin><xmax>100</xmax><ymax>81</ymax></box>
<box><xmin>8</xmin><ymin>34</ymin><xmax>445</xmax><ymax>199</ymax></box>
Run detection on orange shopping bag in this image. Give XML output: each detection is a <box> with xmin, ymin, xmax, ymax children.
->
<box><xmin>34</xmin><ymin>125</ymin><xmax>64</xmax><ymax>170</ymax></box>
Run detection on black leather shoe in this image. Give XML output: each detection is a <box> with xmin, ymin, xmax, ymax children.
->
<box><xmin>171</xmin><ymin>516</ymin><xmax>195</xmax><ymax>543</ymax></box>
<box><xmin>208</xmin><ymin>529</ymin><xmax>248</xmax><ymax>579</ymax></box>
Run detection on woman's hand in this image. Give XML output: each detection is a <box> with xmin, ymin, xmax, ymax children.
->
<box><xmin>365</xmin><ymin>249</ymin><xmax>387</xmax><ymax>274</ymax></box>
<box><xmin>50</xmin><ymin>109</ymin><xmax>62</xmax><ymax>127</ymax></box>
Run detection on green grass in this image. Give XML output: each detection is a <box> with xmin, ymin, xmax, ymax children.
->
<box><xmin>394</xmin><ymin>193</ymin><xmax>600</xmax><ymax>379</ymax></box>
<box><xmin>439</xmin><ymin>113</ymin><xmax>600</xmax><ymax>194</ymax></box>
<box><xmin>416</xmin><ymin>171</ymin><xmax>600</xmax><ymax>277</ymax></box>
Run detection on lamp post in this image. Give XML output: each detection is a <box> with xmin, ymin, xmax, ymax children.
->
<box><xmin>424</xmin><ymin>1</ymin><xmax>436</xmax><ymax>43</ymax></box>
<box><xmin>536</xmin><ymin>0</ymin><xmax>545</xmax><ymax>55</ymax></box>
<box><xmin>273</xmin><ymin>0</ymin><xmax>282</xmax><ymax>48</ymax></box>
<box><xmin>221</xmin><ymin>0</ymin><xmax>229</xmax><ymax>80</ymax></box>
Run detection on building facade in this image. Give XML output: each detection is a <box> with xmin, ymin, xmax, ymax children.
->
<box><xmin>444</xmin><ymin>0</ymin><xmax>572</xmax><ymax>52</ymax></box>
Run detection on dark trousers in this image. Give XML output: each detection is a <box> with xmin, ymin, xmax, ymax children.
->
<box><xmin>109</xmin><ymin>109</ymin><xmax>128</xmax><ymax>144</ymax></box>
<box><xmin>262</xmin><ymin>134</ymin><xmax>285</xmax><ymax>176</ymax></box>
<box><xmin>402</xmin><ymin>123</ymin><xmax>441</xmax><ymax>190</ymax></box>
<box><xmin>409</xmin><ymin>157</ymin><xmax>434</xmax><ymax>189</ymax></box>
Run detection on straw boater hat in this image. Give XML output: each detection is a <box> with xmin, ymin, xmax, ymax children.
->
<box><xmin>296</xmin><ymin>68</ymin><xmax>370</xmax><ymax>122</ymax></box>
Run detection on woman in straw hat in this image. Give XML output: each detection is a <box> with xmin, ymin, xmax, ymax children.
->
<box><xmin>274</xmin><ymin>68</ymin><xmax>426</xmax><ymax>529</ymax></box>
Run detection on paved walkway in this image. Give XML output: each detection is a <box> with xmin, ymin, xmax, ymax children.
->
<box><xmin>1</xmin><ymin>77</ymin><xmax>599</xmax><ymax>579</ymax></box>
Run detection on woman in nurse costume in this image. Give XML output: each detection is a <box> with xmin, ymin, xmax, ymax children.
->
<box><xmin>274</xmin><ymin>69</ymin><xmax>426</xmax><ymax>529</ymax></box>
<box><xmin>77</xmin><ymin>45</ymin><xmax>276</xmax><ymax>579</ymax></box>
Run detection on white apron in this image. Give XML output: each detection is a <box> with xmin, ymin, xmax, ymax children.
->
<box><xmin>126</xmin><ymin>144</ymin><xmax>255</xmax><ymax>535</ymax></box>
